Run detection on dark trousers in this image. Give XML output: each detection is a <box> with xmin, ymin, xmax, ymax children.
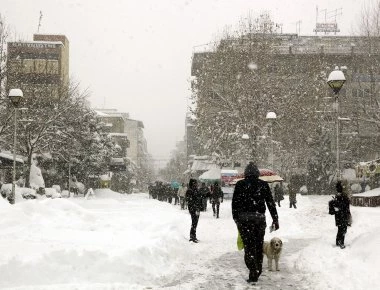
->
<box><xmin>212</xmin><ymin>202</ymin><xmax>220</xmax><ymax>217</ymax></box>
<box><xmin>237</xmin><ymin>221</ymin><xmax>266</xmax><ymax>279</ymax></box>
<box><xmin>290</xmin><ymin>201</ymin><xmax>297</xmax><ymax>208</ymax></box>
<box><xmin>180</xmin><ymin>197</ymin><xmax>186</xmax><ymax>209</ymax></box>
<box><xmin>189</xmin><ymin>211</ymin><xmax>200</xmax><ymax>240</ymax></box>
<box><xmin>202</xmin><ymin>198</ymin><xmax>207</xmax><ymax>211</ymax></box>
<box><xmin>336</xmin><ymin>225</ymin><xmax>347</xmax><ymax>246</ymax></box>
<box><xmin>174</xmin><ymin>196</ymin><xmax>179</xmax><ymax>205</ymax></box>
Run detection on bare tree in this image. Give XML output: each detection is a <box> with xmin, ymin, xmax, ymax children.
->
<box><xmin>191</xmin><ymin>12</ymin><xmax>327</xmax><ymax>174</ymax></box>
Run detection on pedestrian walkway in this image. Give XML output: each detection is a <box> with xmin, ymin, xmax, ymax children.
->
<box><xmin>157</xmin><ymin>239</ymin><xmax>313</xmax><ymax>289</ymax></box>
<box><xmin>154</xmin><ymin>200</ymin><xmax>314</xmax><ymax>289</ymax></box>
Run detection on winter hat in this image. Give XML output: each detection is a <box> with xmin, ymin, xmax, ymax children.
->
<box><xmin>188</xmin><ymin>178</ymin><xmax>198</xmax><ymax>189</ymax></box>
<box><xmin>244</xmin><ymin>162</ymin><xmax>260</xmax><ymax>178</ymax></box>
<box><xmin>336</xmin><ymin>181</ymin><xmax>343</xmax><ymax>193</ymax></box>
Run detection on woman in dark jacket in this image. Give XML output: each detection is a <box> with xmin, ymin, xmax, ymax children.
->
<box><xmin>332</xmin><ymin>180</ymin><xmax>351</xmax><ymax>249</ymax></box>
<box><xmin>186</xmin><ymin>178</ymin><xmax>202</xmax><ymax>243</ymax></box>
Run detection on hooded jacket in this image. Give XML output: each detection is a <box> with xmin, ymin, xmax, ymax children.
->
<box><xmin>186</xmin><ymin>179</ymin><xmax>202</xmax><ymax>212</ymax></box>
<box><xmin>232</xmin><ymin>163</ymin><xmax>278</xmax><ymax>223</ymax></box>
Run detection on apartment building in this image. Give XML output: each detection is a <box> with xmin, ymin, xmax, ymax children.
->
<box><xmin>7</xmin><ymin>34</ymin><xmax>69</xmax><ymax>97</ymax></box>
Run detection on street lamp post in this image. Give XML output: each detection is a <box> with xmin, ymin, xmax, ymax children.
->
<box><xmin>8</xmin><ymin>89</ymin><xmax>24</xmax><ymax>204</ymax></box>
<box><xmin>241</xmin><ymin>133</ymin><xmax>250</xmax><ymax>167</ymax></box>
<box><xmin>327</xmin><ymin>66</ymin><xmax>346</xmax><ymax>181</ymax></box>
<box><xmin>266</xmin><ymin>111</ymin><xmax>277</xmax><ymax>171</ymax></box>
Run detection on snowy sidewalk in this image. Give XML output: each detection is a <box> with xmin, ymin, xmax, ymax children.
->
<box><xmin>155</xmin><ymin>202</ymin><xmax>313</xmax><ymax>290</ymax></box>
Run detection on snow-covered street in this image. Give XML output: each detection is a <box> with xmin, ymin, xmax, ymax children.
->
<box><xmin>1</xmin><ymin>189</ymin><xmax>379</xmax><ymax>290</ymax></box>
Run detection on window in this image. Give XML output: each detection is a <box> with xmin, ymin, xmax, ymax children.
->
<box><xmin>47</xmin><ymin>60</ymin><xmax>59</xmax><ymax>74</ymax></box>
<box><xmin>35</xmin><ymin>59</ymin><xmax>46</xmax><ymax>74</ymax></box>
<box><xmin>9</xmin><ymin>59</ymin><xmax>22</xmax><ymax>73</ymax></box>
<box><xmin>22</xmin><ymin>59</ymin><xmax>34</xmax><ymax>73</ymax></box>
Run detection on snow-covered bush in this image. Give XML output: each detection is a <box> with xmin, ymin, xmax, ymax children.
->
<box><xmin>351</xmin><ymin>183</ymin><xmax>362</xmax><ymax>194</ymax></box>
<box><xmin>52</xmin><ymin>185</ymin><xmax>61</xmax><ymax>193</ymax></box>
<box><xmin>45</xmin><ymin>188</ymin><xmax>62</xmax><ymax>199</ymax></box>
<box><xmin>299</xmin><ymin>185</ymin><xmax>308</xmax><ymax>195</ymax></box>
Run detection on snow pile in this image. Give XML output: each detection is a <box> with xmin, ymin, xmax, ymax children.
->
<box><xmin>93</xmin><ymin>188</ymin><xmax>124</xmax><ymax>199</ymax></box>
<box><xmin>29</xmin><ymin>162</ymin><xmax>45</xmax><ymax>190</ymax></box>
<box><xmin>0</xmin><ymin>193</ymin><xmax>188</xmax><ymax>289</ymax></box>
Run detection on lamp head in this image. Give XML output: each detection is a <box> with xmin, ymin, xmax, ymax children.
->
<box><xmin>241</xmin><ymin>133</ymin><xmax>249</xmax><ymax>140</ymax></box>
<box><xmin>8</xmin><ymin>89</ymin><xmax>24</xmax><ymax>107</ymax></box>
<box><xmin>266</xmin><ymin>111</ymin><xmax>277</xmax><ymax>119</ymax></box>
<box><xmin>327</xmin><ymin>66</ymin><xmax>346</xmax><ymax>94</ymax></box>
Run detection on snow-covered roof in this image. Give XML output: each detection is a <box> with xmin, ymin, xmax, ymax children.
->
<box><xmin>109</xmin><ymin>133</ymin><xmax>128</xmax><ymax>137</ymax></box>
<box><xmin>353</xmin><ymin>188</ymin><xmax>380</xmax><ymax>197</ymax></box>
<box><xmin>199</xmin><ymin>168</ymin><xmax>221</xmax><ymax>180</ymax></box>
<box><xmin>191</xmin><ymin>159</ymin><xmax>219</xmax><ymax>171</ymax></box>
<box><xmin>94</xmin><ymin>110</ymin><xmax>110</xmax><ymax>116</ymax></box>
<box><xmin>221</xmin><ymin>169</ymin><xmax>238</xmax><ymax>174</ymax></box>
<box><xmin>0</xmin><ymin>152</ymin><xmax>24</xmax><ymax>163</ymax></box>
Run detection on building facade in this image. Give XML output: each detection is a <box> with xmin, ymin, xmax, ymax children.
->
<box><xmin>7</xmin><ymin>34</ymin><xmax>69</xmax><ymax>97</ymax></box>
<box><xmin>124</xmin><ymin>119</ymin><xmax>148</xmax><ymax>169</ymax></box>
<box><xmin>191</xmin><ymin>34</ymin><xmax>380</xmax><ymax>169</ymax></box>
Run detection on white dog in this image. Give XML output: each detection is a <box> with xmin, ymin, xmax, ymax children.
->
<box><xmin>263</xmin><ymin>237</ymin><xmax>283</xmax><ymax>271</ymax></box>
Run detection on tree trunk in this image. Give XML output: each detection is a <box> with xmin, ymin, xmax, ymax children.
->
<box><xmin>25</xmin><ymin>152</ymin><xmax>33</xmax><ymax>188</ymax></box>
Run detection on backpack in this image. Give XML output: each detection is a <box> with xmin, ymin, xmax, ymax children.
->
<box><xmin>328</xmin><ymin>197</ymin><xmax>336</xmax><ymax>215</ymax></box>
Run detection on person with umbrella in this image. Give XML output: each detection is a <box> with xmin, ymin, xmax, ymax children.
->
<box><xmin>232</xmin><ymin>162</ymin><xmax>279</xmax><ymax>284</ymax></box>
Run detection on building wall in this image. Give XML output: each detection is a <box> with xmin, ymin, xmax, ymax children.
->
<box><xmin>125</xmin><ymin>119</ymin><xmax>148</xmax><ymax>167</ymax></box>
<box><xmin>191</xmin><ymin>34</ymin><xmax>380</xmax><ymax>164</ymax></box>
<box><xmin>7</xmin><ymin>34</ymin><xmax>69</xmax><ymax>97</ymax></box>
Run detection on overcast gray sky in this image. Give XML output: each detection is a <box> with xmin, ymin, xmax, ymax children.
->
<box><xmin>1</xmin><ymin>0</ymin><xmax>364</xmax><ymax>165</ymax></box>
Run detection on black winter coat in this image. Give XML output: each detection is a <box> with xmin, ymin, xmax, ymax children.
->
<box><xmin>232</xmin><ymin>176</ymin><xmax>278</xmax><ymax>223</ymax></box>
<box><xmin>186</xmin><ymin>188</ymin><xmax>202</xmax><ymax>212</ymax></box>
<box><xmin>210</xmin><ymin>186</ymin><xmax>223</xmax><ymax>203</ymax></box>
<box><xmin>333</xmin><ymin>194</ymin><xmax>351</xmax><ymax>227</ymax></box>
<box><xmin>199</xmin><ymin>186</ymin><xmax>211</xmax><ymax>199</ymax></box>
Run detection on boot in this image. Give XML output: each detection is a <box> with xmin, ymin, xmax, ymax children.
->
<box><xmin>246</xmin><ymin>271</ymin><xmax>258</xmax><ymax>283</ymax></box>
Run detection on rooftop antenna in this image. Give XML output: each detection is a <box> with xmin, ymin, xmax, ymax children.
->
<box><xmin>314</xmin><ymin>6</ymin><xmax>342</xmax><ymax>35</ymax></box>
<box><xmin>37</xmin><ymin>11</ymin><xmax>43</xmax><ymax>33</ymax></box>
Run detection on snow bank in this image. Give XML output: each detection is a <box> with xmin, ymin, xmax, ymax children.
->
<box><xmin>0</xmin><ymin>193</ymin><xmax>188</xmax><ymax>289</ymax></box>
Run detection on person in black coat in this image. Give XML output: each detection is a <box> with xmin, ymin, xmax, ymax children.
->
<box><xmin>332</xmin><ymin>180</ymin><xmax>352</xmax><ymax>249</ymax></box>
<box><xmin>210</xmin><ymin>182</ymin><xmax>224</xmax><ymax>218</ymax></box>
<box><xmin>232</xmin><ymin>162</ymin><xmax>279</xmax><ymax>283</ymax></box>
<box><xmin>199</xmin><ymin>182</ymin><xmax>211</xmax><ymax>211</ymax></box>
<box><xmin>186</xmin><ymin>178</ymin><xmax>202</xmax><ymax>243</ymax></box>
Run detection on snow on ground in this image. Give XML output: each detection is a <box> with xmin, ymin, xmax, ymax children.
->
<box><xmin>0</xmin><ymin>189</ymin><xmax>379</xmax><ymax>289</ymax></box>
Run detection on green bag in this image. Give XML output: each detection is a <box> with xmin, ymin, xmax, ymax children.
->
<box><xmin>237</xmin><ymin>231</ymin><xmax>244</xmax><ymax>251</ymax></box>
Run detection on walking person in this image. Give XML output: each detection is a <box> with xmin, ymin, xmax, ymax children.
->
<box><xmin>199</xmin><ymin>182</ymin><xmax>211</xmax><ymax>211</ymax></box>
<box><xmin>288</xmin><ymin>182</ymin><xmax>297</xmax><ymax>209</ymax></box>
<box><xmin>232</xmin><ymin>162</ymin><xmax>279</xmax><ymax>284</ymax></box>
<box><xmin>331</xmin><ymin>180</ymin><xmax>352</xmax><ymax>249</ymax></box>
<box><xmin>177</xmin><ymin>182</ymin><xmax>187</xmax><ymax>210</ymax></box>
<box><xmin>186</xmin><ymin>178</ymin><xmax>202</xmax><ymax>243</ymax></box>
<box><xmin>210</xmin><ymin>181</ymin><xmax>223</xmax><ymax>218</ymax></box>
<box><xmin>273</xmin><ymin>183</ymin><xmax>284</xmax><ymax>207</ymax></box>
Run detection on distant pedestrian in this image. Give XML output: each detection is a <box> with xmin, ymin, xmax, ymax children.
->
<box><xmin>210</xmin><ymin>182</ymin><xmax>223</xmax><ymax>218</ymax></box>
<box><xmin>330</xmin><ymin>180</ymin><xmax>352</xmax><ymax>249</ymax></box>
<box><xmin>274</xmin><ymin>183</ymin><xmax>284</xmax><ymax>207</ymax></box>
<box><xmin>178</xmin><ymin>183</ymin><xmax>187</xmax><ymax>210</ymax></box>
<box><xmin>199</xmin><ymin>182</ymin><xmax>211</xmax><ymax>211</ymax></box>
<box><xmin>288</xmin><ymin>182</ymin><xmax>297</xmax><ymax>209</ymax></box>
<box><xmin>173</xmin><ymin>187</ymin><xmax>179</xmax><ymax>205</ymax></box>
<box><xmin>232</xmin><ymin>162</ymin><xmax>279</xmax><ymax>284</ymax></box>
<box><xmin>186</xmin><ymin>178</ymin><xmax>202</xmax><ymax>243</ymax></box>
